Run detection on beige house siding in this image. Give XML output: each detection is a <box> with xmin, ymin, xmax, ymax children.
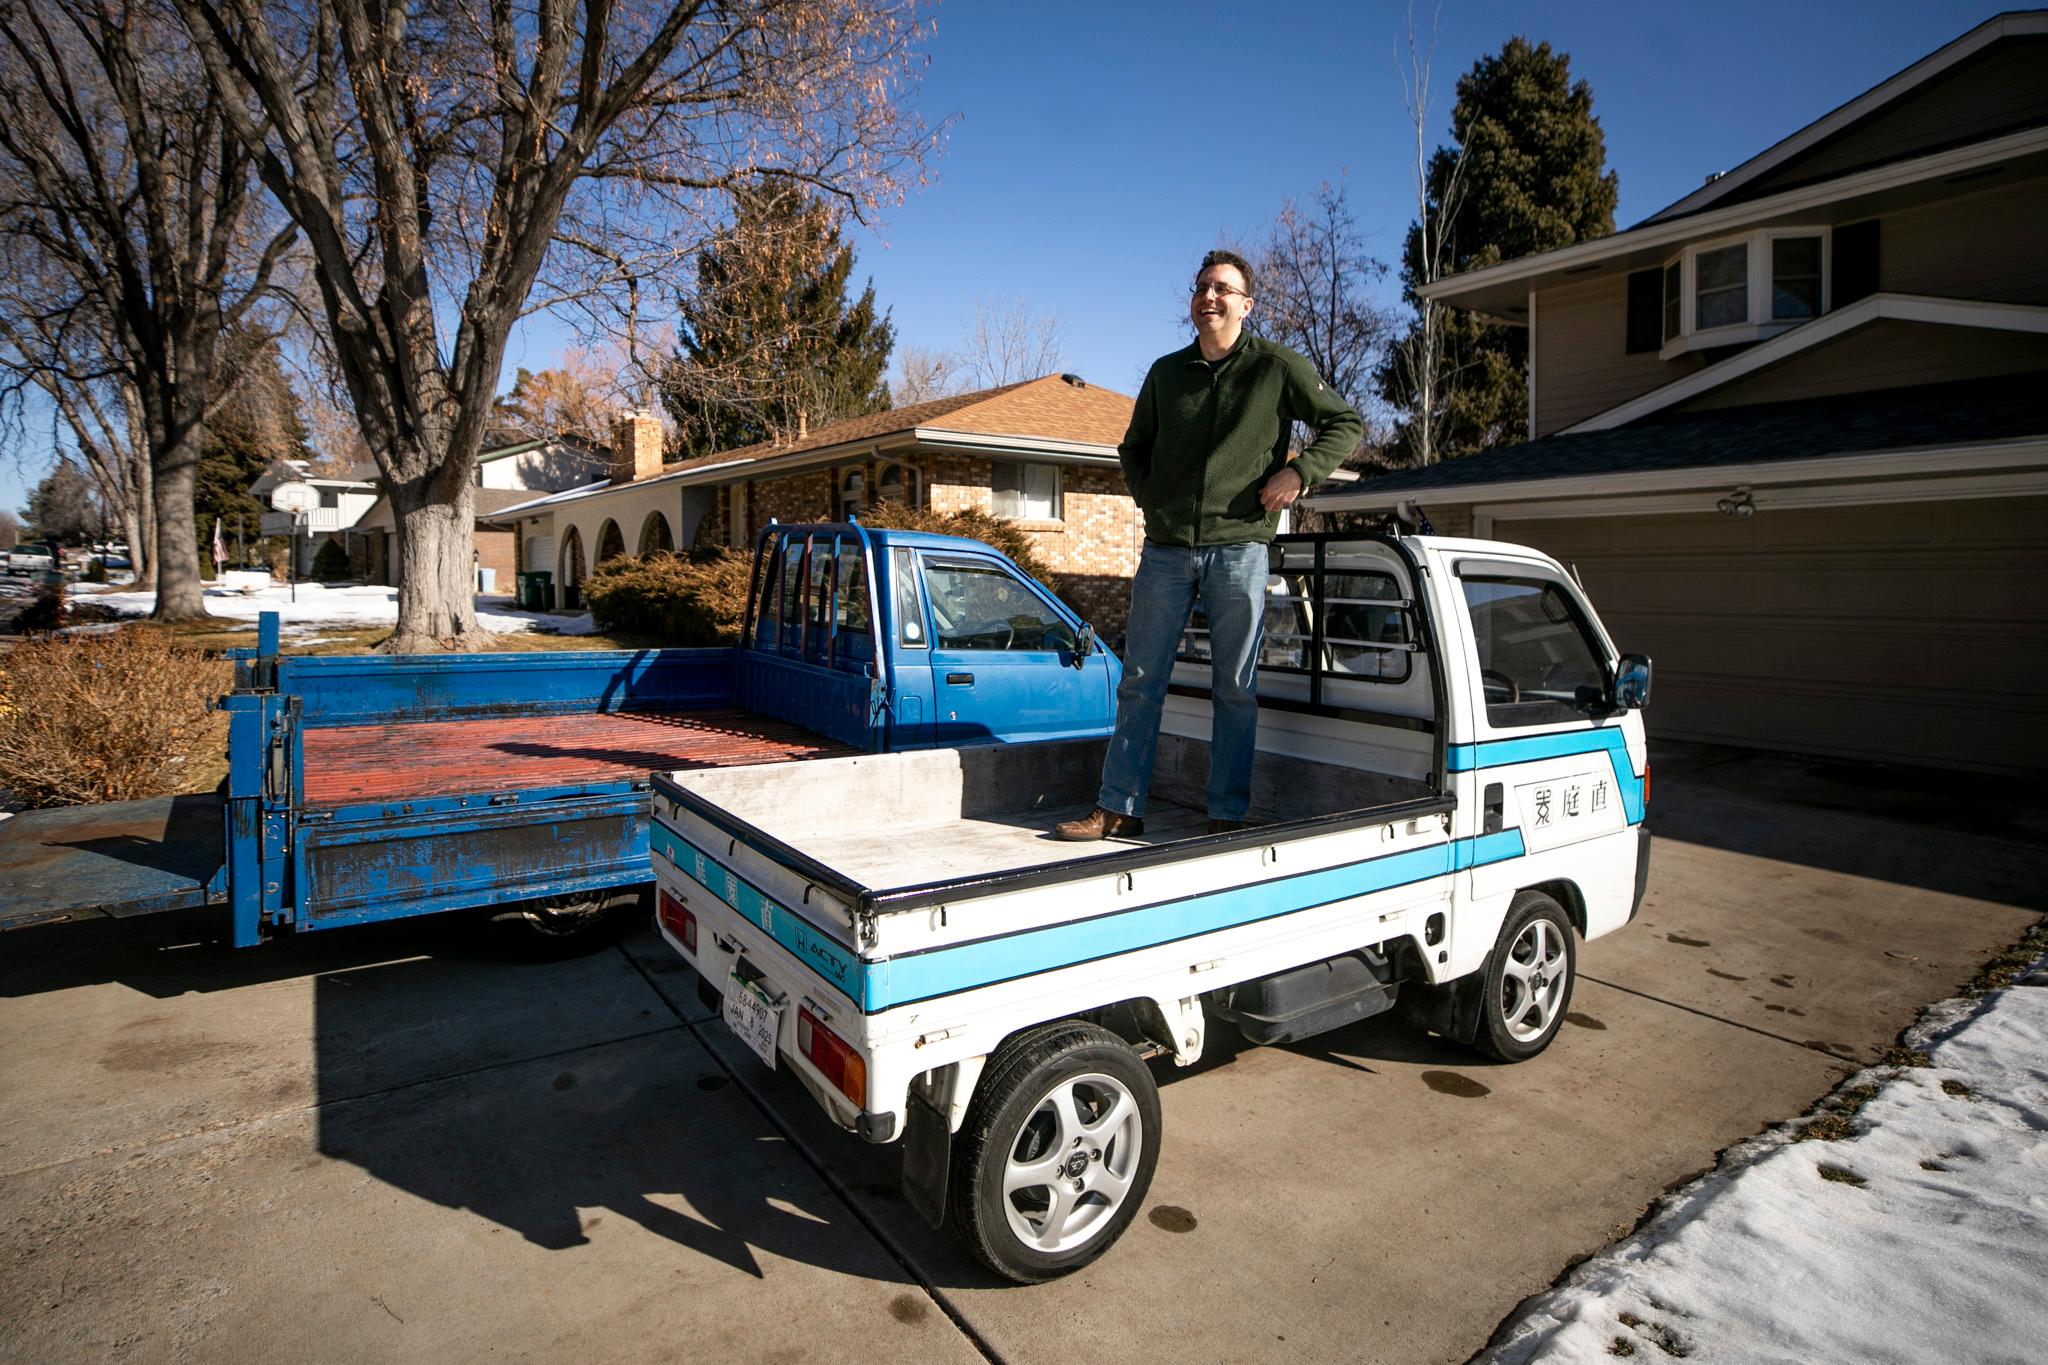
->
<box><xmin>1678</xmin><ymin>322</ymin><xmax>2048</xmax><ymax>412</ymax></box>
<box><xmin>1731</xmin><ymin>38</ymin><xmax>2048</xmax><ymax>203</ymax></box>
<box><xmin>1532</xmin><ymin>273</ymin><xmax>1705</xmax><ymax>436</ymax></box>
<box><xmin>1879</xmin><ymin>174</ymin><xmax>2048</xmax><ymax>306</ymax></box>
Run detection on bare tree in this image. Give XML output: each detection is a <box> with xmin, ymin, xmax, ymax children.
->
<box><xmin>1250</xmin><ymin>179</ymin><xmax>1396</xmax><ymax>434</ymax></box>
<box><xmin>177</xmin><ymin>0</ymin><xmax>933</xmax><ymax>651</ymax></box>
<box><xmin>1386</xmin><ymin>1</ymin><xmax>1470</xmax><ymax>466</ymax></box>
<box><xmin>960</xmin><ymin>296</ymin><xmax>1065</xmax><ymax>390</ymax></box>
<box><xmin>890</xmin><ymin>341</ymin><xmax>959</xmax><ymax>406</ymax></box>
<box><xmin>0</xmin><ymin>509</ymin><xmax>19</xmax><ymax>549</ymax></box>
<box><xmin>0</xmin><ymin>291</ymin><xmax>157</xmax><ymax>583</ymax></box>
<box><xmin>0</xmin><ymin>0</ymin><xmax>295</xmax><ymax>618</ymax></box>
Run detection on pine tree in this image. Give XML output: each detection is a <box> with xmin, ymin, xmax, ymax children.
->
<box><xmin>1379</xmin><ymin>37</ymin><xmax>1618</xmax><ymax>461</ymax></box>
<box><xmin>664</xmin><ymin>179</ymin><xmax>894</xmax><ymax>458</ymax></box>
<box><xmin>195</xmin><ymin>333</ymin><xmax>312</xmax><ymax>573</ymax></box>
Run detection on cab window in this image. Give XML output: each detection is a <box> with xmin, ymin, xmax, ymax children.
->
<box><xmin>1461</xmin><ymin>576</ymin><xmax>1607</xmax><ymax>727</ymax></box>
<box><xmin>923</xmin><ymin>560</ymin><xmax>1076</xmax><ymax>652</ymax></box>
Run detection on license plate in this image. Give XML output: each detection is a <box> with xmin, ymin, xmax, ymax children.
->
<box><xmin>722</xmin><ymin>970</ymin><xmax>781</xmax><ymax>1070</ymax></box>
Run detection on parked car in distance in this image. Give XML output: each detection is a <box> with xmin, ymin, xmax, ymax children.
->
<box><xmin>5</xmin><ymin>543</ymin><xmax>57</xmax><ymax>576</ymax></box>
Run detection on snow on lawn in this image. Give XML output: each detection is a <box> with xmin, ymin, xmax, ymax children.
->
<box><xmin>1485</xmin><ymin>972</ymin><xmax>2048</xmax><ymax>1364</ymax></box>
<box><xmin>74</xmin><ymin>579</ymin><xmax>599</xmax><ymax>638</ymax></box>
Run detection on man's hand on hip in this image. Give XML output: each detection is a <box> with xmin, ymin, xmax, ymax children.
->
<box><xmin>1257</xmin><ymin>465</ymin><xmax>1304</xmax><ymax>511</ymax></box>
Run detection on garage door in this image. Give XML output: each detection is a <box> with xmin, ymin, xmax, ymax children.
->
<box><xmin>1493</xmin><ymin>495</ymin><xmax>2048</xmax><ymax>775</ymax></box>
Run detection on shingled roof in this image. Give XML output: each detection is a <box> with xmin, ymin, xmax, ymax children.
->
<box><xmin>1335</xmin><ymin>374</ymin><xmax>2048</xmax><ymax>499</ymax></box>
<box><xmin>662</xmin><ymin>373</ymin><xmax>1134</xmax><ymax>479</ymax></box>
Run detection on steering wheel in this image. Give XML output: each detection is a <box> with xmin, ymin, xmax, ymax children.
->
<box><xmin>1481</xmin><ymin>668</ymin><xmax>1521</xmax><ymax>703</ymax></box>
<box><xmin>987</xmin><ymin>621</ymin><xmax>1015</xmax><ymax>650</ymax></box>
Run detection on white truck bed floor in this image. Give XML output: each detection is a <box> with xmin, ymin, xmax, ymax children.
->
<box><xmin>671</xmin><ymin>736</ymin><xmax>1433</xmax><ymax>896</ymax></box>
<box><xmin>800</xmin><ymin>798</ymin><xmax>1211</xmax><ymax>887</ymax></box>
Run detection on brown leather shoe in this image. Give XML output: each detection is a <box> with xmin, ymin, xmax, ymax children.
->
<box><xmin>1054</xmin><ymin>807</ymin><xmax>1145</xmax><ymax>841</ymax></box>
<box><xmin>1206</xmin><ymin>818</ymin><xmax>1246</xmax><ymax>835</ymax></box>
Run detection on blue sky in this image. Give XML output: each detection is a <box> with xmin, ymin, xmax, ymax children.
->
<box><xmin>3</xmin><ymin>0</ymin><xmax>1999</xmax><ymax>517</ymax></box>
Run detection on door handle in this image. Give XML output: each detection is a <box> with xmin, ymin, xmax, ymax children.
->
<box><xmin>946</xmin><ymin>672</ymin><xmax>974</xmax><ymax>685</ymax></box>
<box><xmin>1483</xmin><ymin>782</ymin><xmax>1504</xmax><ymax>834</ymax></box>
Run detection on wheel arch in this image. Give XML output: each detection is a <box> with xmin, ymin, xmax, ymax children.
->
<box><xmin>1522</xmin><ymin>877</ymin><xmax>1587</xmax><ymax>937</ymax></box>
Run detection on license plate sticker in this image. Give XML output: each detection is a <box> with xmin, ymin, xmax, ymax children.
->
<box><xmin>722</xmin><ymin>970</ymin><xmax>781</xmax><ymax>1070</ymax></box>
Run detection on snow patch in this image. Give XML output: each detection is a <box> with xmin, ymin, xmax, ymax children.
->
<box><xmin>1483</xmin><ymin>977</ymin><xmax>2048</xmax><ymax>1364</ymax></box>
<box><xmin>68</xmin><ymin>581</ymin><xmax>599</xmax><ymax>638</ymax></box>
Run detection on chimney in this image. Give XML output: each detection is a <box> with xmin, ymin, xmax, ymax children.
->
<box><xmin>796</xmin><ymin>409</ymin><xmax>808</xmax><ymax>441</ymax></box>
<box><xmin>609</xmin><ymin>409</ymin><xmax>664</xmax><ymax>484</ymax></box>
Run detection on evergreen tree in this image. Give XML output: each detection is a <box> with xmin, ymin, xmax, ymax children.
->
<box><xmin>26</xmin><ymin>460</ymin><xmax>101</xmax><ymax>544</ymax></box>
<box><xmin>195</xmin><ymin>333</ymin><xmax>312</xmax><ymax>572</ymax></box>
<box><xmin>665</xmin><ymin>179</ymin><xmax>894</xmax><ymax>458</ymax></box>
<box><xmin>1378</xmin><ymin>37</ymin><xmax>1618</xmax><ymax>460</ymax></box>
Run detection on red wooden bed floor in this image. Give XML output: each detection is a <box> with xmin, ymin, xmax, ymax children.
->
<box><xmin>301</xmin><ymin>709</ymin><xmax>853</xmax><ymax>808</ymax></box>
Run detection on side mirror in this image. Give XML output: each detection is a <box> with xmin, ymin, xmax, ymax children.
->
<box><xmin>1612</xmin><ymin>653</ymin><xmax>1652</xmax><ymax>710</ymax></box>
<box><xmin>1072</xmin><ymin>623</ymin><xmax>1097</xmax><ymax>667</ymax></box>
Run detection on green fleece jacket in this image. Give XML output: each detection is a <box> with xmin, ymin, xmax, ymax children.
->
<box><xmin>1117</xmin><ymin>333</ymin><xmax>1363</xmax><ymax>547</ymax></box>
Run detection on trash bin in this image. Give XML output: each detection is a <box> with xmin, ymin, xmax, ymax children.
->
<box><xmin>516</xmin><ymin>570</ymin><xmax>553</xmax><ymax>611</ymax></box>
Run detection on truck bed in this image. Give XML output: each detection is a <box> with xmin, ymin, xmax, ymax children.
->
<box><xmin>302</xmin><ymin>709</ymin><xmax>853</xmax><ymax>808</ymax></box>
<box><xmin>664</xmin><ymin>734</ymin><xmax>1437</xmax><ymax>902</ymax></box>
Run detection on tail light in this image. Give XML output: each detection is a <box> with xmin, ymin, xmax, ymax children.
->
<box><xmin>1641</xmin><ymin>764</ymin><xmax>1650</xmax><ymax>814</ymax></box>
<box><xmin>658</xmin><ymin>888</ymin><xmax>696</xmax><ymax>953</ymax></box>
<box><xmin>797</xmin><ymin>1004</ymin><xmax>866</xmax><ymax>1107</ymax></box>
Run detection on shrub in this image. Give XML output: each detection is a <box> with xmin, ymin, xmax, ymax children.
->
<box><xmin>0</xmin><ymin>628</ymin><xmax>231</xmax><ymax>807</ymax></box>
<box><xmin>856</xmin><ymin>500</ymin><xmax>1059</xmax><ymax>589</ymax></box>
<box><xmin>582</xmin><ymin>548</ymin><xmax>752</xmax><ymax>646</ymax></box>
<box><xmin>12</xmin><ymin>580</ymin><xmax>66</xmax><ymax>633</ymax></box>
<box><xmin>311</xmin><ymin>537</ymin><xmax>352</xmax><ymax>582</ymax></box>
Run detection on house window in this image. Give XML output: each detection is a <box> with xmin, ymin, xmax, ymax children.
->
<box><xmin>319</xmin><ymin>488</ymin><xmax>341</xmax><ymax>509</ymax></box>
<box><xmin>837</xmin><ymin>469</ymin><xmax>865</xmax><ymax>521</ymax></box>
<box><xmin>1659</xmin><ymin>227</ymin><xmax>1830</xmax><ymax>357</ymax></box>
<box><xmin>1694</xmin><ymin>244</ymin><xmax>1748</xmax><ymax>330</ymax></box>
<box><xmin>876</xmin><ymin>460</ymin><xmax>919</xmax><ymax>510</ymax></box>
<box><xmin>1771</xmin><ymin>236</ymin><xmax>1822</xmax><ymax>320</ymax></box>
<box><xmin>991</xmin><ymin>461</ymin><xmax>1060</xmax><ymax>520</ymax></box>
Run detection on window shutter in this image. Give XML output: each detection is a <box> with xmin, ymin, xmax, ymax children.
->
<box><xmin>1833</xmin><ymin>220</ymin><xmax>1880</xmax><ymax>307</ymax></box>
<box><xmin>1625</xmin><ymin>269</ymin><xmax>1662</xmax><ymax>354</ymax></box>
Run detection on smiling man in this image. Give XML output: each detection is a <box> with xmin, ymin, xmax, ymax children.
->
<box><xmin>1056</xmin><ymin>249</ymin><xmax>1363</xmax><ymax>841</ymax></box>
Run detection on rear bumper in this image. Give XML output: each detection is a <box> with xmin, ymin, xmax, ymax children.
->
<box><xmin>1628</xmin><ymin>825</ymin><xmax>1652</xmax><ymax>922</ymax></box>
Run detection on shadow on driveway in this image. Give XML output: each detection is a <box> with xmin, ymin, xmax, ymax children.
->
<box><xmin>1646</xmin><ymin>740</ymin><xmax>2048</xmax><ymax>908</ymax></box>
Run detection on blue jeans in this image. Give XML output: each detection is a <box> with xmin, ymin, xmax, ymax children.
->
<box><xmin>1099</xmin><ymin>541</ymin><xmax>1267</xmax><ymax>822</ymax></box>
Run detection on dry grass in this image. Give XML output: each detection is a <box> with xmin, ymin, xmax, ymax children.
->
<box><xmin>0</xmin><ymin>630</ymin><xmax>231</xmax><ymax>807</ymax></box>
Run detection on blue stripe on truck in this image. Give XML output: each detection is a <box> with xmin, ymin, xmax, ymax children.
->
<box><xmin>1448</xmin><ymin>727</ymin><xmax>1644</xmax><ymax>824</ymax></box>
<box><xmin>654</xmin><ymin>820</ymin><xmax>1528</xmax><ymax>1013</ymax></box>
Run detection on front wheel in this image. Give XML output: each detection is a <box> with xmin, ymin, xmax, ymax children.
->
<box><xmin>948</xmin><ymin>1021</ymin><xmax>1160</xmax><ymax>1282</ymax></box>
<box><xmin>1470</xmin><ymin>890</ymin><xmax>1577</xmax><ymax>1063</ymax></box>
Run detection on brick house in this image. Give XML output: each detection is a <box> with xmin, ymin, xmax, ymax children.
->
<box><xmin>486</xmin><ymin>373</ymin><xmax>1146</xmax><ymax>637</ymax></box>
<box><xmin>1309</xmin><ymin>11</ymin><xmax>2048</xmax><ymax>775</ymax></box>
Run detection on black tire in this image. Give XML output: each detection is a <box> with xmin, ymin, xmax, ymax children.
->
<box><xmin>948</xmin><ymin>1020</ymin><xmax>1161</xmax><ymax>1283</ymax></box>
<box><xmin>1470</xmin><ymin>890</ymin><xmax>1577</xmax><ymax>1063</ymax></box>
<box><xmin>489</xmin><ymin>885</ymin><xmax>646</xmax><ymax>961</ymax></box>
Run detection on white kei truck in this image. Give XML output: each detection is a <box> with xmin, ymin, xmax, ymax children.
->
<box><xmin>651</xmin><ymin>530</ymin><xmax>1653</xmax><ymax>1281</ymax></box>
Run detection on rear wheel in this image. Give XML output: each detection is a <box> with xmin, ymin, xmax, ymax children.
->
<box><xmin>948</xmin><ymin>1021</ymin><xmax>1160</xmax><ymax>1282</ymax></box>
<box><xmin>1471</xmin><ymin>890</ymin><xmax>1577</xmax><ymax>1062</ymax></box>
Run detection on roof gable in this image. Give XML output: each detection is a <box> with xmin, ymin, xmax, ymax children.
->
<box><xmin>1644</xmin><ymin>12</ymin><xmax>2048</xmax><ymax>225</ymax></box>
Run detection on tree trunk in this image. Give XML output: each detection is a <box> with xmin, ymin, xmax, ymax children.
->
<box><xmin>383</xmin><ymin>473</ymin><xmax>482</xmax><ymax>653</ymax></box>
<box><xmin>133</xmin><ymin>460</ymin><xmax>157</xmax><ymax>591</ymax></box>
<box><xmin>149</xmin><ymin>430</ymin><xmax>208</xmax><ymax>620</ymax></box>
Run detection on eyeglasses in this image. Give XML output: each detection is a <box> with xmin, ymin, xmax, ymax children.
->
<box><xmin>1190</xmin><ymin>281</ymin><xmax>1250</xmax><ymax>300</ymax></box>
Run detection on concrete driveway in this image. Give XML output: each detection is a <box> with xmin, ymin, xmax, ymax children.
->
<box><xmin>3</xmin><ymin>742</ymin><xmax>2042</xmax><ymax>1363</ymax></box>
